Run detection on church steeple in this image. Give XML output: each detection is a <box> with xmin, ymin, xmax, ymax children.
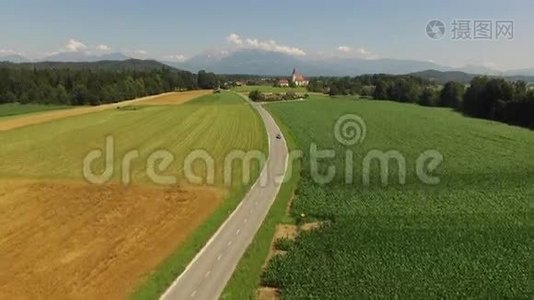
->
<box><xmin>289</xmin><ymin>68</ymin><xmax>309</xmax><ymax>87</ymax></box>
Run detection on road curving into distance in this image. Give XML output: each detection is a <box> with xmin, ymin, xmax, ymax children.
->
<box><xmin>160</xmin><ymin>93</ymin><xmax>289</xmax><ymax>300</ymax></box>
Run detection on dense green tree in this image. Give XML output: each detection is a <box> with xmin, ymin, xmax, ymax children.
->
<box><xmin>419</xmin><ymin>87</ymin><xmax>438</xmax><ymax>106</ymax></box>
<box><xmin>308</xmin><ymin>74</ymin><xmax>532</xmax><ymax>129</ymax></box>
<box><xmin>197</xmin><ymin>70</ymin><xmax>218</xmax><ymax>89</ymax></box>
<box><xmin>0</xmin><ymin>64</ymin><xmax>199</xmax><ymax>106</ymax></box>
<box><xmin>389</xmin><ymin>79</ymin><xmax>420</xmax><ymax>102</ymax></box>
<box><xmin>461</xmin><ymin>77</ymin><xmax>532</xmax><ymax>128</ymax></box>
<box><xmin>464</xmin><ymin>77</ymin><xmax>513</xmax><ymax>119</ymax></box>
<box><xmin>439</xmin><ymin>81</ymin><xmax>465</xmax><ymax>108</ymax></box>
<box><xmin>248</xmin><ymin>90</ymin><xmax>265</xmax><ymax>102</ymax></box>
<box><xmin>373</xmin><ymin>80</ymin><xmax>390</xmax><ymax>99</ymax></box>
<box><xmin>512</xmin><ymin>81</ymin><xmax>528</xmax><ymax>102</ymax></box>
<box><xmin>0</xmin><ymin>91</ymin><xmax>16</xmax><ymax>104</ymax></box>
<box><xmin>329</xmin><ymin>85</ymin><xmax>340</xmax><ymax>96</ymax></box>
<box><xmin>307</xmin><ymin>80</ymin><xmax>325</xmax><ymax>93</ymax></box>
<box><xmin>463</xmin><ymin>76</ymin><xmax>488</xmax><ymax>117</ymax></box>
<box><xmin>360</xmin><ymin>85</ymin><xmax>375</xmax><ymax>97</ymax></box>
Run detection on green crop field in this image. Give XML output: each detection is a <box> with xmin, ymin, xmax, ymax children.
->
<box><xmin>231</xmin><ymin>85</ymin><xmax>307</xmax><ymax>94</ymax></box>
<box><xmin>0</xmin><ymin>103</ymin><xmax>70</xmax><ymax>119</ymax></box>
<box><xmin>0</xmin><ymin>92</ymin><xmax>266</xmax><ymax>185</ymax></box>
<box><xmin>261</xmin><ymin>95</ymin><xmax>533</xmax><ymax>298</ymax></box>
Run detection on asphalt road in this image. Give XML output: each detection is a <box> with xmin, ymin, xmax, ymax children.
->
<box><xmin>160</xmin><ymin>94</ymin><xmax>288</xmax><ymax>300</ymax></box>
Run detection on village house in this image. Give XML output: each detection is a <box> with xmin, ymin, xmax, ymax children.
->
<box><xmin>291</xmin><ymin>68</ymin><xmax>309</xmax><ymax>86</ymax></box>
<box><xmin>277</xmin><ymin>68</ymin><xmax>309</xmax><ymax>87</ymax></box>
<box><xmin>278</xmin><ymin>79</ymin><xmax>289</xmax><ymax>87</ymax></box>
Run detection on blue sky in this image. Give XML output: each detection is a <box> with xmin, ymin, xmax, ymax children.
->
<box><xmin>1</xmin><ymin>0</ymin><xmax>533</xmax><ymax>70</ymax></box>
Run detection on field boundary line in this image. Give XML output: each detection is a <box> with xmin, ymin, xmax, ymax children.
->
<box><xmin>0</xmin><ymin>91</ymin><xmax>180</xmax><ymax>132</ymax></box>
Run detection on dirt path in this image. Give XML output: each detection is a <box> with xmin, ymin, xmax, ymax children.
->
<box><xmin>0</xmin><ymin>90</ymin><xmax>212</xmax><ymax>132</ymax></box>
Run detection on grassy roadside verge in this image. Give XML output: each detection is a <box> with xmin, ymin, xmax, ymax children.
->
<box><xmin>130</xmin><ymin>93</ymin><xmax>268</xmax><ymax>300</ymax></box>
<box><xmin>220</xmin><ymin>105</ymin><xmax>301</xmax><ymax>300</ymax></box>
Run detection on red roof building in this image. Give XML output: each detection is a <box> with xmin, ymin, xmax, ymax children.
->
<box><xmin>291</xmin><ymin>68</ymin><xmax>309</xmax><ymax>86</ymax></box>
<box><xmin>278</xmin><ymin>79</ymin><xmax>289</xmax><ymax>87</ymax></box>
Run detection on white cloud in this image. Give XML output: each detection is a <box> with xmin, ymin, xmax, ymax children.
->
<box><xmin>355</xmin><ymin>48</ymin><xmax>372</xmax><ymax>56</ymax></box>
<box><xmin>0</xmin><ymin>49</ymin><xmax>22</xmax><ymax>56</ymax></box>
<box><xmin>337</xmin><ymin>46</ymin><xmax>352</xmax><ymax>53</ymax></box>
<box><xmin>226</xmin><ymin>33</ymin><xmax>243</xmax><ymax>45</ymax></box>
<box><xmin>95</xmin><ymin>44</ymin><xmax>111</xmax><ymax>51</ymax></box>
<box><xmin>49</xmin><ymin>39</ymin><xmax>110</xmax><ymax>56</ymax></box>
<box><xmin>199</xmin><ymin>48</ymin><xmax>231</xmax><ymax>60</ymax></box>
<box><xmin>63</xmin><ymin>39</ymin><xmax>87</xmax><ymax>52</ymax></box>
<box><xmin>225</xmin><ymin>33</ymin><xmax>306</xmax><ymax>56</ymax></box>
<box><xmin>166</xmin><ymin>54</ymin><xmax>187</xmax><ymax>62</ymax></box>
<box><xmin>336</xmin><ymin>45</ymin><xmax>378</xmax><ymax>59</ymax></box>
<box><xmin>246</xmin><ymin>38</ymin><xmax>306</xmax><ymax>56</ymax></box>
<box><xmin>134</xmin><ymin>49</ymin><xmax>147</xmax><ymax>55</ymax></box>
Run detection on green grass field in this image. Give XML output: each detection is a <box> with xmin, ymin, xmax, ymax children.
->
<box><xmin>130</xmin><ymin>92</ymin><xmax>268</xmax><ymax>299</ymax></box>
<box><xmin>0</xmin><ymin>103</ymin><xmax>70</xmax><ymax>119</ymax></box>
<box><xmin>0</xmin><ymin>93</ymin><xmax>266</xmax><ymax>185</ymax></box>
<box><xmin>231</xmin><ymin>85</ymin><xmax>307</xmax><ymax>94</ymax></box>
<box><xmin>259</xmin><ymin>95</ymin><xmax>533</xmax><ymax>298</ymax></box>
<box><xmin>0</xmin><ymin>92</ymin><xmax>268</xmax><ymax>299</ymax></box>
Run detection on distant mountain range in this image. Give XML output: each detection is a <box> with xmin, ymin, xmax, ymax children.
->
<box><xmin>167</xmin><ymin>50</ymin><xmax>534</xmax><ymax>78</ymax></box>
<box><xmin>0</xmin><ymin>52</ymin><xmax>130</xmax><ymax>63</ymax></box>
<box><xmin>0</xmin><ymin>54</ymin><xmax>29</xmax><ymax>63</ymax></box>
<box><xmin>506</xmin><ymin>67</ymin><xmax>534</xmax><ymax>77</ymax></box>
<box><xmin>0</xmin><ymin>59</ymin><xmax>180</xmax><ymax>72</ymax></box>
<box><xmin>166</xmin><ymin>50</ymin><xmax>452</xmax><ymax>76</ymax></box>
<box><xmin>410</xmin><ymin>69</ymin><xmax>534</xmax><ymax>84</ymax></box>
<box><xmin>2</xmin><ymin>49</ymin><xmax>534</xmax><ymax>79</ymax></box>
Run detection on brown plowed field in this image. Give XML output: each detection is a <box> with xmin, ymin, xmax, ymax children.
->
<box><xmin>0</xmin><ymin>179</ymin><xmax>223</xmax><ymax>298</ymax></box>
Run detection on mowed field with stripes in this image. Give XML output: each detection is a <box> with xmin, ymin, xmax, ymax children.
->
<box><xmin>0</xmin><ymin>91</ymin><xmax>267</xmax><ymax>298</ymax></box>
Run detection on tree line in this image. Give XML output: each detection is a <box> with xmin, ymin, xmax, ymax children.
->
<box><xmin>0</xmin><ymin>66</ymin><xmax>219</xmax><ymax>106</ymax></box>
<box><xmin>309</xmin><ymin>75</ymin><xmax>534</xmax><ymax>129</ymax></box>
<box><xmin>248</xmin><ymin>90</ymin><xmax>308</xmax><ymax>102</ymax></box>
